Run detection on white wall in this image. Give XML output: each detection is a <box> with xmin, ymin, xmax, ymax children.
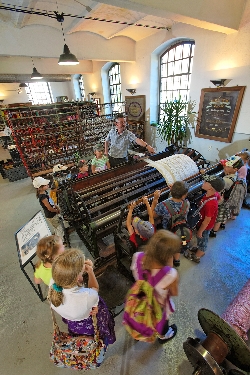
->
<box><xmin>49</xmin><ymin>82</ymin><xmax>74</xmax><ymax>102</ymax></box>
<box><xmin>0</xmin><ymin>22</ymin><xmax>135</xmax><ymax>67</ymax></box>
<box><xmin>80</xmin><ymin>13</ymin><xmax>250</xmax><ymax>161</ymax></box>
<box><xmin>2</xmin><ymin>3</ymin><xmax>250</xmax><ymax>161</ymax></box>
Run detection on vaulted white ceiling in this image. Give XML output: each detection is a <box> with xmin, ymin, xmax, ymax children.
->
<box><xmin>0</xmin><ymin>0</ymin><xmax>246</xmax><ymax>46</ymax></box>
<box><xmin>0</xmin><ymin>0</ymin><xmax>173</xmax><ymax>42</ymax></box>
<box><xmin>0</xmin><ymin>0</ymin><xmax>247</xmax><ymax>77</ymax></box>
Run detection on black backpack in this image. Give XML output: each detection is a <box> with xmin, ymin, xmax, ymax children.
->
<box><xmin>162</xmin><ymin>200</ymin><xmax>192</xmax><ymax>246</ymax></box>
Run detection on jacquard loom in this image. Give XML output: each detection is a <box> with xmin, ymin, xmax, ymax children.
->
<box><xmin>56</xmin><ymin>148</ymin><xmax>250</xmax><ymax>373</ymax></box>
<box><xmin>57</xmin><ymin>146</ymin><xmax>223</xmax><ymax>282</ymax></box>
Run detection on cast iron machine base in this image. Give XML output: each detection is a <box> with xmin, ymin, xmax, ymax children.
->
<box><xmin>183</xmin><ymin>308</ymin><xmax>250</xmax><ymax>375</ymax></box>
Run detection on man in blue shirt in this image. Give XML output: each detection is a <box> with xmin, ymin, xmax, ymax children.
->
<box><xmin>105</xmin><ymin>114</ymin><xmax>155</xmax><ymax>168</ymax></box>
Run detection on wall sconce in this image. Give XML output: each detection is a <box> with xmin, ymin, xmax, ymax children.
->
<box><xmin>31</xmin><ymin>57</ymin><xmax>43</xmax><ymax>79</ymax></box>
<box><xmin>210</xmin><ymin>79</ymin><xmax>227</xmax><ymax>87</ymax></box>
<box><xmin>126</xmin><ymin>88</ymin><xmax>136</xmax><ymax>95</ymax></box>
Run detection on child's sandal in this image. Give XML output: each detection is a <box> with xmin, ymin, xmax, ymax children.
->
<box><xmin>220</xmin><ymin>223</ymin><xmax>226</xmax><ymax>229</ymax></box>
<box><xmin>173</xmin><ymin>259</ymin><xmax>180</xmax><ymax>267</ymax></box>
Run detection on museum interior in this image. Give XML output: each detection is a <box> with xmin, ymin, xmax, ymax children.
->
<box><xmin>0</xmin><ymin>1</ymin><xmax>249</xmax><ymax>375</ymax></box>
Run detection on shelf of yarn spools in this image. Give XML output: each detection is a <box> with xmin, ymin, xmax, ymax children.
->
<box><xmin>8</xmin><ymin>118</ymin><xmax>79</xmax><ymax>129</ymax></box>
<box><xmin>31</xmin><ymin>162</ymin><xmax>75</xmax><ymax>178</ymax></box>
<box><xmin>15</xmin><ymin>129</ymin><xmax>80</xmax><ymax>140</ymax></box>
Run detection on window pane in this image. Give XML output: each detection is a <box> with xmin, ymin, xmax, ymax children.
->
<box><xmin>108</xmin><ymin>63</ymin><xmax>123</xmax><ymax>106</ymax></box>
<box><xmin>79</xmin><ymin>74</ymin><xmax>85</xmax><ymax>100</ymax></box>
<box><xmin>26</xmin><ymin>82</ymin><xmax>53</xmax><ymax>105</ymax></box>
<box><xmin>159</xmin><ymin>41</ymin><xmax>195</xmax><ymax>119</ymax></box>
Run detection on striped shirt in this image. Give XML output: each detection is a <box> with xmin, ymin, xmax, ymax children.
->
<box><xmin>91</xmin><ymin>155</ymin><xmax>108</xmax><ymax>171</ymax></box>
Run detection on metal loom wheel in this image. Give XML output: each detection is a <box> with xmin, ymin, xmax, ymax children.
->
<box><xmin>198</xmin><ymin>309</ymin><xmax>250</xmax><ymax>372</ymax></box>
<box><xmin>183</xmin><ymin>337</ymin><xmax>225</xmax><ymax>375</ymax></box>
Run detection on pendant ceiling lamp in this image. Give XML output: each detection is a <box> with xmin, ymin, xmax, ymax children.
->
<box><xmin>19</xmin><ymin>83</ymin><xmax>28</xmax><ymax>88</ymax></box>
<box><xmin>56</xmin><ymin>13</ymin><xmax>79</xmax><ymax>66</ymax></box>
<box><xmin>31</xmin><ymin>57</ymin><xmax>43</xmax><ymax>79</ymax></box>
<box><xmin>58</xmin><ymin>43</ymin><xmax>79</xmax><ymax>65</ymax></box>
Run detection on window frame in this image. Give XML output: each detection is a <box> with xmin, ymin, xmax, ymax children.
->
<box><xmin>78</xmin><ymin>74</ymin><xmax>85</xmax><ymax>101</ymax></box>
<box><xmin>25</xmin><ymin>82</ymin><xmax>53</xmax><ymax>105</ymax></box>
<box><xmin>108</xmin><ymin>63</ymin><xmax>122</xmax><ymax>106</ymax></box>
<box><xmin>159</xmin><ymin>40</ymin><xmax>195</xmax><ymax>119</ymax></box>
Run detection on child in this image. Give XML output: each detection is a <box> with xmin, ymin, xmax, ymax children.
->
<box><xmin>130</xmin><ymin>230</ymin><xmax>181</xmax><ymax>343</ymax></box>
<box><xmin>210</xmin><ymin>156</ymin><xmax>245</xmax><ymax>236</ymax></box>
<box><xmin>91</xmin><ymin>143</ymin><xmax>110</xmax><ymax>173</ymax></box>
<box><xmin>126</xmin><ymin>196</ymin><xmax>155</xmax><ymax>251</ymax></box>
<box><xmin>152</xmin><ymin>181</ymin><xmax>190</xmax><ymax>267</ymax></box>
<box><xmin>33</xmin><ymin>176</ymin><xmax>64</xmax><ymax>240</ymax></box>
<box><xmin>237</xmin><ymin>150</ymin><xmax>250</xmax><ymax>209</ymax></box>
<box><xmin>184</xmin><ymin>175</ymin><xmax>225</xmax><ymax>263</ymax></box>
<box><xmin>77</xmin><ymin>159</ymin><xmax>89</xmax><ymax>179</ymax></box>
<box><xmin>34</xmin><ymin>235</ymin><xmax>65</xmax><ymax>285</ymax></box>
<box><xmin>48</xmin><ymin>249</ymin><xmax>116</xmax><ymax>345</ymax></box>
<box><xmin>50</xmin><ymin>164</ymin><xmax>68</xmax><ymax>205</ymax></box>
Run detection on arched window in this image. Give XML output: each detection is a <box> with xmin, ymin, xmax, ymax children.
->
<box><xmin>108</xmin><ymin>63</ymin><xmax>122</xmax><ymax>105</ymax></box>
<box><xmin>159</xmin><ymin>41</ymin><xmax>195</xmax><ymax>108</ymax></box>
<box><xmin>26</xmin><ymin>82</ymin><xmax>53</xmax><ymax>105</ymax></box>
<box><xmin>78</xmin><ymin>74</ymin><xmax>85</xmax><ymax>100</ymax></box>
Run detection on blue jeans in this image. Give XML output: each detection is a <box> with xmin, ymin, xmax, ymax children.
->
<box><xmin>197</xmin><ymin>229</ymin><xmax>210</xmax><ymax>252</ymax></box>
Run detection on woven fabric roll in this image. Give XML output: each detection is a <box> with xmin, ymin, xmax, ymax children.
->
<box><xmin>145</xmin><ymin>154</ymin><xmax>199</xmax><ymax>184</ymax></box>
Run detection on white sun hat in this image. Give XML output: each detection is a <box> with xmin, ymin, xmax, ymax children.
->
<box><xmin>33</xmin><ymin>176</ymin><xmax>50</xmax><ymax>189</ymax></box>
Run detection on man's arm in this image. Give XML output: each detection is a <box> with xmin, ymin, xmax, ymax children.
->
<box><xmin>135</xmin><ymin>138</ymin><xmax>155</xmax><ymax>153</ymax></box>
<box><xmin>104</xmin><ymin>140</ymin><xmax>109</xmax><ymax>156</ymax></box>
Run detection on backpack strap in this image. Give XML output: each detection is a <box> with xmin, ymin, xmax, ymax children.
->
<box><xmin>192</xmin><ymin>196</ymin><xmax>216</xmax><ymax>216</ymax></box>
<box><xmin>163</xmin><ymin>199</ymin><xmax>188</xmax><ymax>217</ymax></box>
<box><xmin>150</xmin><ymin>266</ymin><xmax>171</xmax><ymax>287</ymax></box>
<box><xmin>135</xmin><ymin>252</ymin><xmax>171</xmax><ymax>286</ymax></box>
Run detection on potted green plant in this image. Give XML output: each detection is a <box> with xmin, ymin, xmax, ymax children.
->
<box><xmin>152</xmin><ymin>98</ymin><xmax>196</xmax><ymax>146</ymax></box>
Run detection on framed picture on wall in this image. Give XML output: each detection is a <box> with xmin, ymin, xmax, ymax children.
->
<box><xmin>125</xmin><ymin>95</ymin><xmax>146</xmax><ymax>121</ymax></box>
<box><xmin>196</xmin><ymin>86</ymin><xmax>246</xmax><ymax>143</ymax></box>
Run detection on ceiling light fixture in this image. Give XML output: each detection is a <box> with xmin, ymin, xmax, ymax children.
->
<box><xmin>210</xmin><ymin>79</ymin><xmax>227</xmax><ymax>88</ymax></box>
<box><xmin>126</xmin><ymin>88</ymin><xmax>136</xmax><ymax>95</ymax></box>
<box><xmin>56</xmin><ymin>12</ymin><xmax>79</xmax><ymax>66</ymax></box>
<box><xmin>31</xmin><ymin>57</ymin><xmax>43</xmax><ymax>79</ymax></box>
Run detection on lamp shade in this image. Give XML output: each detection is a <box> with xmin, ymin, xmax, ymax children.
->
<box><xmin>210</xmin><ymin>79</ymin><xmax>226</xmax><ymax>87</ymax></box>
<box><xmin>58</xmin><ymin>44</ymin><xmax>79</xmax><ymax>65</ymax></box>
<box><xmin>31</xmin><ymin>67</ymin><xmax>43</xmax><ymax>79</ymax></box>
<box><xmin>126</xmin><ymin>88</ymin><xmax>136</xmax><ymax>95</ymax></box>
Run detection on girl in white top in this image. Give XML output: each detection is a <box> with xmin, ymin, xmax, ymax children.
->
<box><xmin>48</xmin><ymin>249</ymin><xmax>116</xmax><ymax>344</ymax></box>
<box><xmin>131</xmin><ymin>229</ymin><xmax>180</xmax><ymax>343</ymax></box>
